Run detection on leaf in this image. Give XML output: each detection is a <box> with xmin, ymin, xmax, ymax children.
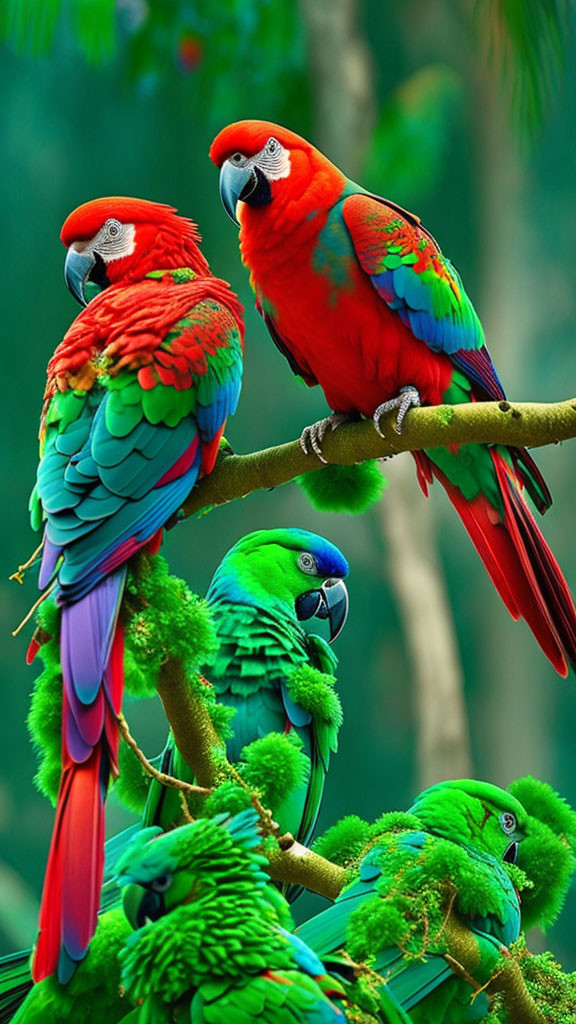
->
<box><xmin>0</xmin><ymin>0</ymin><xmax>61</xmax><ymax>56</ymax></box>
<box><xmin>363</xmin><ymin>65</ymin><xmax>462</xmax><ymax>202</ymax></box>
<box><xmin>71</xmin><ymin>0</ymin><xmax>117</xmax><ymax>63</ymax></box>
<box><xmin>476</xmin><ymin>0</ymin><xmax>569</xmax><ymax>136</ymax></box>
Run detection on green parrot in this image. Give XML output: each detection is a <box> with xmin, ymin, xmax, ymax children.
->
<box><xmin>297</xmin><ymin>779</ymin><xmax>529</xmax><ymax>1023</ymax></box>
<box><xmin>0</xmin><ymin>529</ymin><xmax>348</xmax><ymax>1019</ymax></box>
<box><xmin>113</xmin><ymin>809</ymin><xmax>381</xmax><ymax>1023</ymax></box>
<box><xmin>144</xmin><ymin>528</ymin><xmax>349</xmax><ymax>852</ymax></box>
<box><xmin>2</xmin><ymin>813</ymin><xmax>410</xmax><ymax>1024</ymax></box>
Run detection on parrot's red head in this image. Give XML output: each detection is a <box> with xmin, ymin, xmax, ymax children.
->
<box><xmin>210</xmin><ymin>120</ymin><xmax>346</xmax><ymax>226</ymax></box>
<box><xmin>61</xmin><ymin>196</ymin><xmax>211</xmax><ymax>307</ymax></box>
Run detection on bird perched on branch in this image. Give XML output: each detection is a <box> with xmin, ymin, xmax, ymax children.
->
<box><xmin>145</xmin><ymin>528</ymin><xmax>349</xmax><ymax>855</ymax></box>
<box><xmin>297</xmin><ymin>779</ymin><xmax>528</xmax><ymax>1023</ymax></box>
<box><xmin>210</xmin><ymin>120</ymin><xmax>576</xmax><ymax>677</ymax></box>
<box><xmin>24</xmin><ymin>196</ymin><xmax>244</xmax><ymax>984</ymax></box>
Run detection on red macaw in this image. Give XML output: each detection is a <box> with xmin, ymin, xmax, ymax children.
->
<box><xmin>29</xmin><ymin>197</ymin><xmax>244</xmax><ymax>982</ymax></box>
<box><xmin>210</xmin><ymin>120</ymin><xmax>576</xmax><ymax>677</ymax></box>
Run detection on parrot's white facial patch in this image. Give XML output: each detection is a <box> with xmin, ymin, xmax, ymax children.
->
<box><xmin>72</xmin><ymin>220</ymin><xmax>136</xmax><ymax>263</ymax></box>
<box><xmin>256</xmin><ymin>137</ymin><xmax>291</xmax><ymax>181</ymax></box>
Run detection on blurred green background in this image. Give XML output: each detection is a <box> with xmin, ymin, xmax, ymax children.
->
<box><xmin>1</xmin><ymin>0</ymin><xmax>575</xmax><ymax>972</ymax></box>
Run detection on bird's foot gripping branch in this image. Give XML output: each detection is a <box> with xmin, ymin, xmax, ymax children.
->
<box><xmin>180</xmin><ymin>397</ymin><xmax>576</xmax><ymax>518</ymax></box>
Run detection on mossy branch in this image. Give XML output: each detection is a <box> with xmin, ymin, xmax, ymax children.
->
<box><xmin>181</xmin><ymin>398</ymin><xmax>576</xmax><ymax>517</ymax></box>
<box><xmin>156</xmin><ymin>654</ymin><xmax>346</xmax><ymax>898</ymax></box>
<box><xmin>157</xmin><ymin>658</ymin><xmax>545</xmax><ymax>1020</ymax></box>
<box><xmin>444</xmin><ymin>915</ymin><xmax>545</xmax><ymax>1024</ymax></box>
<box><xmin>156</xmin><ymin>656</ymin><xmax>224</xmax><ymax>790</ymax></box>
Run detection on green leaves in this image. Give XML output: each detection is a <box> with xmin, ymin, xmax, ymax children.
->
<box><xmin>476</xmin><ymin>0</ymin><xmax>569</xmax><ymax>135</ymax></box>
<box><xmin>0</xmin><ymin>0</ymin><xmax>116</xmax><ymax>62</ymax></box>
<box><xmin>364</xmin><ymin>65</ymin><xmax>462</xmax><ymax>203</ymax></box>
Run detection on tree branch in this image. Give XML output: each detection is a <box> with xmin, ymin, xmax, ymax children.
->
<box><xmin>444</xmin><ymin>916</ymin><xmax>545</xmax><ymax>1024</ymax></box>
<box><xmin>156</xmin><ymin>660</ymin><xmax>543</xmax><ymax>1017</ymax></box>
<box><xmin>181</xmin><ymin>398</ymin><xmax>576</xmax><ymax>518</ymax></box>
<box><xmin>156</xmin><ymin>656</ymin><xmax>224</xmax><ymax>790</ymax></box>
<box><xmin>155</xmin><ymin>655</ymin><xmax>346</xmax><ymax>900</ymax></box>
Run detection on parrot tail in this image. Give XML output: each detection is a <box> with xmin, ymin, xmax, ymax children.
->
<box><xmin>32</xmin><ymin>570</ymin><xmax>126</xmax><ymax>984</ymax></box>
<box><xmin>415</xmin><ymin>448</ymin><xmax>576</xmax><ymax>677</ymax></box>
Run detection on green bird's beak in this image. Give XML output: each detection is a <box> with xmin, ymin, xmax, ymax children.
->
<box><xmin>296</xmin><ymin>578</ymin><xmax>349</xmax><ymax>644</ymax></box>
<box><xmin>122</xmin><ymin>883</ymin><xmax>166</xmax><ymax>930</ymax></box>
<box><xmin>64</xmin><ymin>246</ymin><xmax>109</xmax><ymax>307</ymax></box>
<box><xmin>219</xmin><ymin>159</ymin><xmax>272</xmax><ymax>224</ymax></box>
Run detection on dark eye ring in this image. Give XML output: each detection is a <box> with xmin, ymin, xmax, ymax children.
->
<box><xmin>500</xmin><ymin>812</ymin><xmax>517</xmax><ymax>835</ymax></box>
<box><xmin>299</xmin><ymin>552</ymin><xmax>317</xmax><ymax>575</ymax></box>
<box><xmin>107</xmin><ymin>219</ymin><xmax>121</xmax><ymax>237</ymax></box>
<box><xmin>150</xmin><ymin>873</ymin><xmax>173</xmax><ymax>893</ymax></box>
<box><xmin>267</xmin><ymin>137</ymin><xmax>279</xmax><ymax>153</ymax></box>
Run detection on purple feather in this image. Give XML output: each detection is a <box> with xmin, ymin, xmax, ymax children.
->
<box><xmin>60</xmin><ymin>570</ymin><xmax>126</xmax><ymax>706</ymax></box>
<box><xmin>39</xmin><ymin>535</ymin><xmax>62</xmax><ymax>589</ymax></box>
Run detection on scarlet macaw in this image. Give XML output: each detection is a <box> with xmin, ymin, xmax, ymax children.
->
<box><xmin>29</xmin><ymin>197</ymin><xmax>244</xmax><ymax>982</ymax></box>
<box><xmin>210</xmin><ymin>121</ymin><xmax>576</xmax><ymax>677</ymax></box>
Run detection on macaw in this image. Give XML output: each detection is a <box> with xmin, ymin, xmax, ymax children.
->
<box><xmin>27</xmin><ymin>196</ymin><xmax>244</xmax><ymax>983</ymax></box>
<box><xmin>145</xmin><ymin>528</ymin><xmax>349</xmax><ymax>855</ymax></box>
<box><xmin>296</xmin><ymin>779</ymin><xmax>528</xmax><ymax>1023</ymax></box>
<box><xmin>210</xmin><ymin>120</ymin><xmax>576</xmax><ymax>678</ymax></box>
<box><xmin>115</xmin><ymin>811</ymin><xmax>350</xmax><ymax>1024</ymax></box>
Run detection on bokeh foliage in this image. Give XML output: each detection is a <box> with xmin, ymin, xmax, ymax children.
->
<box><xmin>0</xmin><ymin>0</ymin><xmax>575</xmax><ymax>981</ymax></box>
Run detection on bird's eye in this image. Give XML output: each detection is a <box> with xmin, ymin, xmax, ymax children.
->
<box><xmin>230</xmin><ymin>152</ymin><xmax>246</xmax><ymax>166</ymax></box>
<box><xmin>106</xmin><ymin>219</ymin><xmax>121</xmax><ymax>238</ymax></box>
<box><xmin>266</xmin><ymin>137</ymin><xmax>279</xmax><ymax>154</ymax></box>
<box><xmin>298</xmin><ymin>552</ymin><xmax>318</xmax><ymax>575</ymax></box>
<box><xmin>150</xmin><ymin>873</ymin><xmax>173</xmax><ymax>893</ymax></box>
<box><xmin>500</xmin><ymin>812</ymin><xmax>517</xmax><ymax>835</ymax></box>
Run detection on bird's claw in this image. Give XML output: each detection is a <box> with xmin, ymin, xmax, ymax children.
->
<box><xmin>300</xmin><ymin>412</ymin><xmax>355</xmax><ymax>463</ymax></box>
<box><xmin>373</xmin><ymin>386</ymin><xmax>421</xmax><ymax>438</ymax></box>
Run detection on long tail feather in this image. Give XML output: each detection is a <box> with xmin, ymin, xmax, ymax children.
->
<box><xmin>416</xmin><ymin>448</ymin><xmax>576</xmax><ymax>677</ymax></box>
<box><xmin>33</xmin><ymin>569</ymin><xmax>126</xmax><ymax>984</ymax></box>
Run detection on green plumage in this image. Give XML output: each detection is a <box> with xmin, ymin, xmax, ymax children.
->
<box><xmin>299</xmin><ymin>780</ymin><xmax>530</xmax><ymax>1024</ymax></box>
<box><xmin>26</xmin><ymin>554</ymin><xmax>220</xmax><ymax>809</ymax></box>
<box><xmin>296</xmin><ymin>461</ymin><xmax>386</xmax><ymax>515</ymax></box>
<box><xmin>144</xmin><ymin>530</ymin><xmax>348</xmax><ymax>856</ymax></box>
<box><xmin>115</xmin><ymin>812</ymin><xmax>348</xmax><ymax>1023</ymax></box>
<box><xmin>10</xmin><ymin>911</ymin><xmax>131</xmax><ymax>1024</ymax></box>
<box><xmin>506</xmin><ymin>776</ymin><xmax>576</xmax><ymax>931</ymax></box>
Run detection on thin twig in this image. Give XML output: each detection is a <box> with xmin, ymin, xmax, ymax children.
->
<box><xmin>9</xmin><ymin>541</ymin><xmax>44</xmax><ymax>585</ymax></box>
<box><xmin>444</xmin><ymin>953</ymin><xmax>484</xmax><ymax>992</ymax></box>
<box><xmin>117</xmin><ymin>712</ymin><xmax>212</xmax><ymax>797</ymax></box>
<box><xmin>12</xmin><ymin>581</ymin><xmax>57</xmax><ymax>637</ymax></box>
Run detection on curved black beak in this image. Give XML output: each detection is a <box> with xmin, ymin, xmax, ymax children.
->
<box><xmin>219</xmin><ymin>160</ymin><xmax>272</xmax><ymax>224</ymax></box>
<box><xmin>219</xmin><ymin>161</ymin><xmax>257</xmax><ymax>224</ymax></box>
<box><xmin>64</xmin><ymin>247</ymin><xmax>95</xmax><ymax>307</ymax></box>
<box><xmin>295</xmin><ymin>578</ymin><xmax>349</xmax><ymax>644</ymax></box>
<box><xmin>503</xmin><ymin>841</ymin><xmax>519</xmax><ymax>865</ymax></box>
<box><xmin>122</xmin><ymin>883</ymin><xmax>165</xmax><ymax>930</ymax></box>
<box><xmin>64</xmin><ymin>247</ymin><xmax>109</xmax><ymax>307</ymax></box>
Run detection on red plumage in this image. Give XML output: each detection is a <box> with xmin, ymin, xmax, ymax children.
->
<box><xmin>211</xmin><ymin>120</ymin><xmax>576</xmax><ymax>675</ymax></box>
<box><xmin>32</xmin><ymin>198</ymin><xmax>244</xmax><ymax>982</ymax></box>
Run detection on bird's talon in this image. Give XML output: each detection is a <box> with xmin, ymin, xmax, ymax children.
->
<box><xmin>373</xmin><ymin>386</ymin><xmax>421</xmax><ymax>437</ymax></box>
<box><xmin>300</xmin><ymin>411</ymin><xmax>357</xmax><ymax>461</ymax></box>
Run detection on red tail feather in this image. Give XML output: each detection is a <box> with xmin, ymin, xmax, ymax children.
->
<box><xmin>32</xmin><ymin>746</ymin><xmax>105</xmax><ymax>982</ymax></box>
<box><xmin>417</xmin><ymin>450</ymin><xmax>576</xmax><ymax>677</ymax></box>
<box><xmin>33</xmin><ymin>619</ymin><xmax>124</xmax><ymax>983</ymax></box>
